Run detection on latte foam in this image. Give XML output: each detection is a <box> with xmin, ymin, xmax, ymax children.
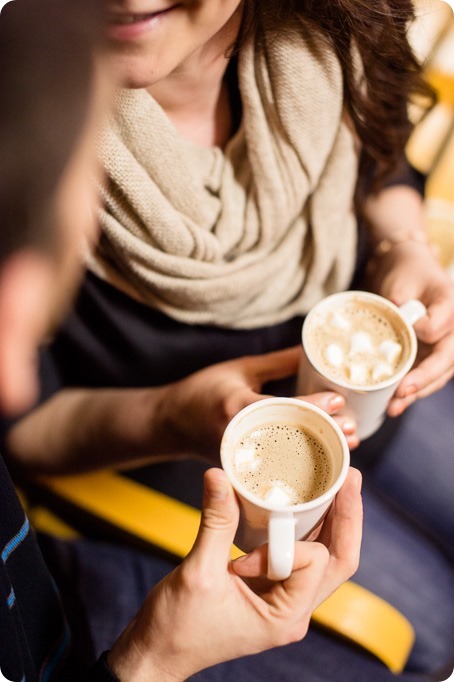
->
<box><xmin>232</xmin><ymin>423</ymin><xmax>333</xmax><ymax>505</ymax></box>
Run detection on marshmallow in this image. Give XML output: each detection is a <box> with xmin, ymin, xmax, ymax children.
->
<box><xmin>324</xmin><ymin>343</ymin><xmax>344</xmax><ymax>368</ymax></box>
<box><xmin>378</xmin><ymin>340</ymin><xmax>402</xmax><ymax>365</ymax></box>
<box><xmin>349</xmin><ymin>331</ymin><xmax>373</xmax><ymax>355</ymax></box>
<box><xmin>264</xmin><ymin>484</ymin><xmax>292</xmax><ymax>507</ymax></box>
<box><xmin>234</xmin><ymin>447</ymin><xmax>260</xmax><ymax>471</ymax></box>
<box><xmin>372</xmin><ymin>362</ymin><xmax>394</xmax><ymax>382</ymax></box>
<box><xmin>330</xmin><ymin>311</ymin><xmax>351</xmax><ymax>331</ymax></box>
<box><xmin>347</xmin><ymin>362</ymin><xmax>369</xmax><ymax>385</ymax></box>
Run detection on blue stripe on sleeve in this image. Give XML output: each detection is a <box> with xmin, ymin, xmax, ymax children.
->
<box><xmin>7</xmin><ymin>586</ymin><xmax>15</xmax><ymax>608</ymax></box>
<box><xmin>1</xmin><ymin>517</ymin><xmax>29</xmax><ymax>562</ymax></box>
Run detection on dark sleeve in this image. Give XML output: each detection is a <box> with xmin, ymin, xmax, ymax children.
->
<box><xmin>380</xmin><ymin>159</ymin><xmax>426</xmax><ymax>196</ymax></box>
<box><xmin>86</xmin><ymin>651</ymin><xmax>120</xmax><ymax>681</ymax></box>
<box><xmin>361</xmin><ymin>151</ymin><xmax>426</xmax><ymax>198</ymax></box>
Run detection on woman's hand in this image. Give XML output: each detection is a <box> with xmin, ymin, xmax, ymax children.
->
<box><xmin>367</xmin><ymin>240</ymin><xmax>454</xmax><ymax>416</ymax></box>
<box><xmin>107</xmin><ymin>466</ymin><xmax>362</xmax><ymax>682</ymax></box>
<box><xmin>161</xmin><ymin>346</ymin><xmax>359</xmax><ymax>459</ymax></box>
<box><xmin>6</xmin><ymin>346</ymin><xmax>358</xmax><ymax>475</ymax></box>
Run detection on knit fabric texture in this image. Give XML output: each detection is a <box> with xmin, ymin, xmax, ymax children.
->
<box><xmin>91</xmin><ymin>21</ymin><xmax>358</xmax><ymax>329</ymax></box>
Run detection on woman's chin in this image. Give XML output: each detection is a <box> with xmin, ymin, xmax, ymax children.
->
<box><xmin>107</xmin><ymin>60</ymin><xmax>157</xmax><ymax>90</ymax></box>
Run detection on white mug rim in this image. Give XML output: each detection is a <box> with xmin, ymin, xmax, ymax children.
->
<box><xmin>302</xmin><ymin>290</ymin><xmax>418</xmax><ymax>392</ymax></box>
<box><xmin>220</xmin><ymin>397</ymin><xmax>350</xmax><ymax>512</ymax></box>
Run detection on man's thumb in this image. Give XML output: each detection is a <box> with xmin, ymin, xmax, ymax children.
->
<box><xmin>189</xmin><ymin>468</ymin><xmax>239</xmax><ymax>567</ymax></box>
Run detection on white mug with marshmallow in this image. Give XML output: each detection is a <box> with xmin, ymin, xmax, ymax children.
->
<box><xmin>221</xmin><ymin>398</ymin><xmax>350</xmax><ymax>581</ymax></box>
<box><xmin>297</xmin><ymin>291</ymin><xmax>427</xmax><ymax>440</ymax></box>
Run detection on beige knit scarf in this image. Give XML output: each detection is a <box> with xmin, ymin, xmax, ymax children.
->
<box><xmin>89</xmin><ymin>22</ymin><xmax>358</xmax><ymax>329</ymax></box>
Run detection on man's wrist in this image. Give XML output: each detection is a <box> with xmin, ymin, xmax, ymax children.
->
<box><xmin>107</xmin><ymin>638</ymin><xmax>186</xmax><ymax>682</ymax></box>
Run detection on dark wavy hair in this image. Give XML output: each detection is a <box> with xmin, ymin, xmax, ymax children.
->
<box><xmin>235</xmin><ymin>0</ymin><xmax>435</xmax><ymax>199</ymax></box>
<box><xmin>0</xmin><ymin>0</ymin><xmax>105</xmax><ymax>264</ymax></box>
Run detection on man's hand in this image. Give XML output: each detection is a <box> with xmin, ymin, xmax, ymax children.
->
<box><xmin>107</xmin><ymin>466</ymin><xmax>362</xmax><ymax>681</ymax></box>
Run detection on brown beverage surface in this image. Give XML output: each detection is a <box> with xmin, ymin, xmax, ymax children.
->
<box><xmin>308</xmin><ymin>301</ymin><xmax>407</xmax><ymax>386</ymax></box>
<box><xmin>232</xmin><ymin>423</ymin><xmax>333</xmax><ymax>504</ymax></box>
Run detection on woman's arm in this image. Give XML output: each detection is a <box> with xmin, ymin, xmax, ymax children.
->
<box><xmin>363</xmin><ymin>183</ymin><xmax>454</xmax><ymax>416</ymax></box>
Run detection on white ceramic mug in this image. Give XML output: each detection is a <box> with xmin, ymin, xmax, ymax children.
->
<box><xmin>220</xmin><ymin>397</ymin><xmax>350</xmax><ymax>581</ymax></box>
<box><xmin>297</xmin><ymin>291</ymin><xmax>427</xmax><ymax>440</ymax></box>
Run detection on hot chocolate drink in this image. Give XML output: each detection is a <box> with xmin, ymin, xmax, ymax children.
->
<box><xmin>306</xmin><ymin>299</ymin><xmax>409</xmax><ymax>387</ymax></box>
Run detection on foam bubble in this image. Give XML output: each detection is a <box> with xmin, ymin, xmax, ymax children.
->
<box><xmin>232</xmin><ymin>424</ymin><xmax>333</xmax><ymax>504</ymax></box>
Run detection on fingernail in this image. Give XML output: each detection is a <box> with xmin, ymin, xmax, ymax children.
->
<box><xmin>348</xmin><ymin>436</ymin><xmax>360</xmax><ymax>450</ymax></box>
<box><xmin>392</xmin><ymin>402</ymin><xmax>405</xmax><ymax>417</ymax></box>
<box><xmin>342</xmin><ymin>421</ymin><xmax>356</xmax><ymax>433</ymax></box>
<box><xmin>205</xmin><ymin>470</ymin><xmax>228</xmax><ymax>500</ymax></box>
<box><xmin>329</xmin><ymin>395</ymin><xmax>344</xmax><ymax>409</ymax></box>
<box><xmin>353</xmin><ymin>470</ymin><xmax>363</xmax><ymax>492</ymax></box>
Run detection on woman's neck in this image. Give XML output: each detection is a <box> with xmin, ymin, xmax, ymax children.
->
<box><xmin>147</xmin><ymin>11</ymin><xmax>241</xmax><ymax>148</ymax></box>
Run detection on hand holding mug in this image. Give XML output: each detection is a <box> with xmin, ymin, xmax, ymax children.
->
<box><xmin>107</xmin><ymin>466</ymin><xmax>362</xmax><ymax>681</ymax></box>
<box><xmin>297</xmin><ymin>291</ymin><xmax>427</xmax><ymax>440</ymax></box>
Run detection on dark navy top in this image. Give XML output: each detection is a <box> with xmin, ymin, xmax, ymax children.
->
<box><xmin>0</xmin><ymin>454</ymin><xmax>117</xmax><ymax>681</ymax></box>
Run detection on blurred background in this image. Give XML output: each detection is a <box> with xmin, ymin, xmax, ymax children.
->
<box><xmin>408</xmin><ymin>0</ymin><xmax>454</xmax><ymax>277</ymax></box>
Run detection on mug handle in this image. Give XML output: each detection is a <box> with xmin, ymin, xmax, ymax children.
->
<box><xmin>267</xmin><ymin>513</ymin><xmax>297</xmax><ymax>581</ymax></box>
<box><xmin>398</xmin><ymin>299</ymin><xmax>427</xmax><ymax>326</ymax></box>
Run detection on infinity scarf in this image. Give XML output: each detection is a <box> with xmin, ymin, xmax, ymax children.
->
<box><xmin>90</xmin><ymin>20</ymin><xmax>358</xmax><ymax>328</ymax></box>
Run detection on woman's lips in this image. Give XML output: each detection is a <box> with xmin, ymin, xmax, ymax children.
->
<box><xmin>106</xmin><ymin>5</ymin><xmax>178</xmax><ymax>40</ymax></box>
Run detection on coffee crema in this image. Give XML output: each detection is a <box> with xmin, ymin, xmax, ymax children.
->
<box><xmin>232</xmin><ymin>422</ymin><xmax>333</xmax><ymax>505</ymax></box>
<box><xmin>307</xmin><ymin>300</ymin><xmax>407</xmax><ymax>387</ymax></box>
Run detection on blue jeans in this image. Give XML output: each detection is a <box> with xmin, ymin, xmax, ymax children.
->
<box><xmin>353</xmin><ymin>380</ymin><xmax>454</xmax><ymax>560</ymax></box>
<box><xmin>40</xmin><ymin>476</ymin><xmax>453</xmax><ymax>681</ymax></box>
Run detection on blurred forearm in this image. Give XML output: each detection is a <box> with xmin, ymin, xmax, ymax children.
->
<box><xmin>363</xmin><ymin>184</ymin><xmax>426</xmax><ymax>243</ymax></box>
<box><xmin>5</xmin><ymin>386</ymin><xmax>175</xmax><ymax>475</ymax></box>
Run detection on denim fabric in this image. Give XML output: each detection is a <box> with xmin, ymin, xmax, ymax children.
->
<box><xmin>39</xmin><ymin>533</ymin><xmax>174</xmax><ymax>671</ymax></box>
<box><xmin>356</xmin><ymin>486</ymin><xmax>454</xmax><ymax>674</ymax></box>
<box><xmin>353</xmin><ymin>381</ymin><xmax>454</xmax><ymax>560</ymax></box>
<box><xmin>39</xmin><ymin>490</ymin><xmax>453</xmax><ymax>682</ymax></box>
<box><xmin>188</xmin><ymin>628</ymin><xmax>432</xmax><ymax>682</ymax></box>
